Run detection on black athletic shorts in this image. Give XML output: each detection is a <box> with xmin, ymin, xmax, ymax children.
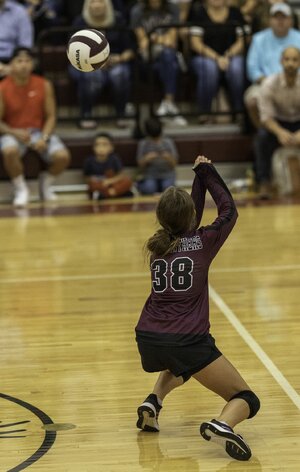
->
<box><xmin>137</xmin><ymin>333</ymin><xmax>222</xmax><ymax>382</ymax></box>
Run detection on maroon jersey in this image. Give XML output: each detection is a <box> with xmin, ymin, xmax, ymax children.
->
<box><xmin>135</xmin><ymin>163</ymin><xmax>238</xmax><ymax>346</ymax></box>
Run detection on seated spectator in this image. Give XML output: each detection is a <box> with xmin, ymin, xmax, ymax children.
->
<box><xmin>69</xmin><ymin>0</ymin><xmax>135</xmax><ymax>129</ymax></box>
<box><xmin>57</xmin><ymin>0</ymin><xmax>125</xmax><ymax>23</ymax></box>
<box><xmin>130</xmin><ymin>0</ymin><xmax>187</xmax><ymax>126</ymax></box>
<box><xmin>228</xmin><ymin>0</ymin><xmax>259</xmax><ymax>25</ymax></box>
<box><xmin>254</xmin><ymin>47</ymin><xmax>300</xmax><ymax>199</ymax></box>
<box><xmin>136</xmin><ymin>117</ymin><xmax>178</xmax><ymax>195</ymax></box>
<box><xmin>168</xmin><ymin>0</ymin><xmax>192</xmax><ymax>23</ymax></box>
<box><xmin>188</xmin><ymin>0</ymin><xmax>246</xmax><ymax>122</ymax></box>
<box><xmin>0</xmin><ymin>48</ymin><xmax>70</xmax><ymax>207</ymax></box>
<box><xmin>0</xmin><ymin>0</ymin><xmax>33</xmax><ymax>77</ymax></box>
<box><xmin>245</xmin><ymin>3</ymin><xmax>300</xmax><ymax>128</ymax></box>
<box><xmin>251</xmin><ymin>0</ymin><xmax>298</xmax><ymax>33</ymax></box>
<box><xmin>83</xmin><ymin>133</ymin><xmax>133</xmax><ymax>199</ymax></box>
<box><xmin>22</xmin><ymin>0</ymin><xmax>61</xmax><ymax>40</ymax></box>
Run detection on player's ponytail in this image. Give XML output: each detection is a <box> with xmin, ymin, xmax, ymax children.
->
<box><xmin>145</xmin><ymin>187</ymin><xmax>196</xmax><ymax>258</ymax></box>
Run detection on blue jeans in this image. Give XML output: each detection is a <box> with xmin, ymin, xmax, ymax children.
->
<box><xmin>138</xmin><ymin>177</ymin><xmax>175</xmax><ymax>195</ymax></box>
<box><xmin>191</xmin><ymin>55</ymin><xmax>245</xmax><ymax>113</ymax></box>
<box><xmin>153</xmin><ymin>47</ymin><xmax>179</xmax><ymax>97</ymax></box>
<box><xmin>69</xmin><ymin>63</ymin><xmax>131</xmax><ymax>118</ymax></box>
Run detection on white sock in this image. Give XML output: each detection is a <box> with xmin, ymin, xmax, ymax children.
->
<box><xmin>42</xmin><ymin>172</ymin><xmax>55</xmax><ymax>186</ymax></box>
<box><xmin>12</xmin><ymin>175</ymin><xmax>27</xmax><ymax>189</ymax></box>
<box><xmin>156</xmin><ymin>396</ymin><xmax>163</xmax><ymax>407</ymax></box>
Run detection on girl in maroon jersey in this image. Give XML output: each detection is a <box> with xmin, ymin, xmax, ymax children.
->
<box><xmin>135</xmin><ymin>155</ymin><xmax>260</xmax><ymax>461</ymax></box>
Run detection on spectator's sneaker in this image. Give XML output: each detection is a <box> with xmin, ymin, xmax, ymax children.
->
<box><xmin>258</xmin><ymin>182</ymin><xmax>272</xmax><ymax>200</ymax></box>
<box><xmin>200</xmin><ymin>419</ymin><xmax>251</xmax><ymax>461</ymax></box>
<box><xmin>166</xmin><ymin>102</ymin><xmax>180</xmax><ymax>115</ymax></box>
<box><xmin>39</xmin><ymin>174</ymin><xmax>57</xmax><ymax>202</ymax></box>
<box><xmin>157</xmin><ymin>100</ymin><xmax>169</xmax><ymax>117</ymax></box>
<box><xmin>13</xmin><ymin>186</ymin><xmax>29</xmax><ymax>207</ymax></box>
<box><xmin>165</xmin><ymin>102</ymin><xmax>187</xmax><ymax>126</ymax></box>
<box><xmin>172</xmin><ymin>115</ymin><xmax>187</xmax><ymax>126</ymax></box>
<box><xmin>137</xmin><ymin>394</ymin><xmax>162</xmax><ymax>432</ymax></box>
<box><xmin>78</xmin><ymin>119</ymin><xmax>97</xmax><ymax>130</ymax></box>
<box><xmin>125</xmin><ymin>102</ymin><xmax>136</xmax><ymax>117</ymax></box>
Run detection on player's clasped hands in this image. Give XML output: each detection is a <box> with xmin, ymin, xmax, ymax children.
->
<box><xmin>193</xmin><ymin>155</ymin><xmax>212</xmax><ymax>168</ymax></box>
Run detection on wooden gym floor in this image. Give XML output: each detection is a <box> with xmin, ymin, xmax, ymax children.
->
<box><xmin>0</xmin><ymin>195</ymin><xmax>299</xmax><ymax>471</ymax></box>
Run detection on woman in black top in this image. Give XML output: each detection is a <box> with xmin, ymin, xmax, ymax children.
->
<box><xmin>69</xmin><ymin>0</ymin><xmax>135</xmax><ymax>129</ymax></box>
<box><xmin>135</xmin><ymin>155</ymin><xmax>260</xmax><ymax>461</ymax></box>
<box><xmin>188</xmin><ymin>0</ymin><xmax>247</xmax><ymax>121</ymax></box>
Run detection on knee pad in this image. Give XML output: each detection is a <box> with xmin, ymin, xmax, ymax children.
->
<box><xmin>229</xmin><ymin>390</ymin><xmax>260</xmax><ymax>418</ymax></box>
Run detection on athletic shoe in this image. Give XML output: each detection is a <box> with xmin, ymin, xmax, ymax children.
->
<box><xmin>136</xmin><ymin>393</ymin><xmax>162</xmax><ymax>432</ymax></box>
<box><xmin>172</xmin><ymin>115</ymin><xmax>187</xmax><ymax>126</ymax></box>
<box><xmin>39</xmin><ymin>174</ymin><xmax>57</xmax><ymax>202</ymax></box>
<box><xmin>78</xmin><ymin>119</ymin><xmax>97</xmax><ymax>130</ymax></box>
<box><xmin>157</xmin><ymin>100</ymin><xmax>169</xmax><ymax>117</ymax></box>
<box><xmin>200</xmin><ymin>419</ymin><xmax>251</xmax><ymax>461</ymax></box>
<box><xmin>13</xmin><ymin>186</ymin><xmax>29</xmax><ymax>207</ymax></box>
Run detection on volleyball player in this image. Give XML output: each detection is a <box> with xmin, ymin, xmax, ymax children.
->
<box><xmin>135</xmin><ymin>156</ymin><xmax>260</xmax><ymax>461</ymax></box>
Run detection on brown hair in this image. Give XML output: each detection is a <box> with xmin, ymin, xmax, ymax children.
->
<box><xmin>145</xmin><ymin>187</ymin><xmax>196</xmax><ymax>258</ymax></box>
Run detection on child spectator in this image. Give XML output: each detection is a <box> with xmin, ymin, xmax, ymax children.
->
<box><xmin>136</xmin><ymin>117</ymin><xmax>178</xmax><ymax>195</ymax></box>
<box><xmin>83</xmin><ymin>133</ymin><xmax>133</xmax><ymax>199</ymax></box>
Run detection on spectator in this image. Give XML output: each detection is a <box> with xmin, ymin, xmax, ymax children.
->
<box><xmin>57</xmin><ymin>0</ymin><xmax>126</xmax><ymax>23</ymax></box>
<box><xmin>57</xmin><ymin>0</ymin><xmax>84</xmax><ymax>23</ymax></box>
<box><xmin>0</xmin><ymin>48</ymin><xmax>70</xmax><ymax>207</ymax></box>
<box><xmin>251</xmin><ymin>0</ymin><xmax>298</xmax><ymax>33</ymax></box>
<box><xmin>189</xmin><ymin>0</ymin><xmax>246</xmax><ymax>122</ymax></box>
<box><xmin>69</xmin><ymin>0</ymin><xmax>135</xmax><ymax>129</ymax></box>
<box><xmin>168</xmin><ymin>0</ymin><xmax>192</xmax><ymax>23</ymax></box>
<box><xmin>131</xmin><ymin>0</ymin><xmax>187</xmax><ymax>126</ymax></box>
<box><xmin>254</xmin><ymin>47</ymin><xmax>300</xmax><ymax>198</ymax></box>
<box><xmin>23</xmin><ymin>1</ymin><xmax>61</xmax><ymax>40</ymax></box>
<box><xmin>0</xmin><ymin>0</ymin><xmax>33</xmax><ymax>77</ymax></box>
<box><xmin>136</xmin><ymin>117</ymin><xmax>178</xmax><ymax>195</ymax></box>
<box><xmin>83</xmin><ymin>132</ymin><xmax>133</xmax><ymax>199</ymax></box>
<box><xmin>245</xmin><ymin>3</ymin><xmax>300</xmax><ymax>128</ymax></box>
<box><xmin>228</xmin><ymin>0</ymin><xmax>259</xmax><ymax>25</ymax></box>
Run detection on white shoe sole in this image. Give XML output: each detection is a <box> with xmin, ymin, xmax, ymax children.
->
<box><xmin>200</xmin><ymin>421</ymin><xmax>251</xmax><ymax>461</ymax></box>
<box><xmin>136</xmin><ymin>403</ymin><xmax>160</xmax><ymax>432</ymax></box>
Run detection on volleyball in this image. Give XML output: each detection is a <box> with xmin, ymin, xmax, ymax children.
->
<box><xmin>67</xmin><ymin>29</ymin><xmax>110</xmax><ymax>72</ymax></box>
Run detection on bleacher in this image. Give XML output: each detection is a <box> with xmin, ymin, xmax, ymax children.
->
<box><xmin>0</xmin><ymin>24</ymin><xmax>255</xmax><ymax>198</ymax></box>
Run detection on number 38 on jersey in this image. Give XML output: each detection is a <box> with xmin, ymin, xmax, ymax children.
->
<box><xmin>151</xmin><ymin>257</ymin><xmax>194</xmax><ymax>293</ymax></box>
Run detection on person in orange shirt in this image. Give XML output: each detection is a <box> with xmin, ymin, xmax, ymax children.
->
<box><xmin>0</xmin><ymin>47</ymin><xmax>70</xmax><ymax>206</ymax></box>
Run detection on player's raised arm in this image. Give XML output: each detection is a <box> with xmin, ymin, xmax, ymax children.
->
<box><xmin>191</xmin><ymin>156</ymin><xmax>211</xmax><ymax>227</ymax></box>
<box><xmin>193</xmin><ymin>157</ymin><xmax>238</xmax><ymax>258</ymax></box>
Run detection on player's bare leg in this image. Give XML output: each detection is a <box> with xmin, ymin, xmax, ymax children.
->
<box><xmin>193</xmin><ymin>355</ymin><xmax>260</xmax><ymax>461</ymax></box>
<box><xmin>153</xmin><ymin>370</ymin><xmax>184</xmax><ymax>400</ymax></box>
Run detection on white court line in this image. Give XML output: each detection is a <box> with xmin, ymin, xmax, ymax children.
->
<box><xmin>0</xmin><ymin>264</ymin><xmax>299</xmax><ymax>284</ymax></box>
<box><xmin>212</xmin><ymin>264</ymin><xmax>300</xmax><ymax>273</ymax></box>
<box><xmin>0</xmin><ymin>272</ymin><xmax>148</xmax><ymax>284</ymax></box>
<box><xmin>1</xmin><ymin>264</ymin><xmax>299</xmax><ymax>408</ymax></box>
<box><xmin>209</xmin><ymin>284</ymin><xmax>300</xmax><ymax>410</ymax></box>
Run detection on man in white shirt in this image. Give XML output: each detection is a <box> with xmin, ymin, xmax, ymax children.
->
<box><xmin>254</xmin><ymin>46</ymin><xmax>300</xmax><ymax>197</ymax></box>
